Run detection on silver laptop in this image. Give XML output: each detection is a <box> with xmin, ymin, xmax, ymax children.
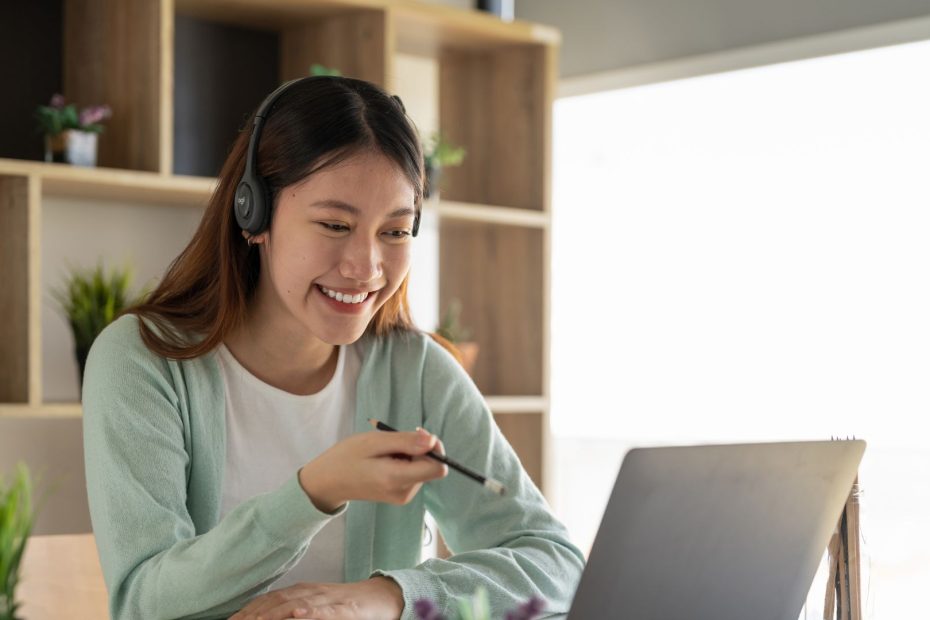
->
<box><xmin>566</xmin><ymin>440</ymin><xmax>865</xmax><ymax>620</ymax></box>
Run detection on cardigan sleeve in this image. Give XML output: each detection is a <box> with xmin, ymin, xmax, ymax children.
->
<box><xmin>370</xmin><ymin>337</ymin><xmax>586</xmax><ymax>618</ymax></box>
<box><xmin>82</xmin><ymin>317</ymin><xmax>345</xmax><ymax>620</ymax></box>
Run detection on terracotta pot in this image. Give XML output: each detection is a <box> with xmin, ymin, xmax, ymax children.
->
<box><xmin>455</xmin><ymin>341</ymin><xmax>479</xmax><ymax>376</ymax></box>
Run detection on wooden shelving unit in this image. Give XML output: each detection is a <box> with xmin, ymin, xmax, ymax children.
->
<box><xmin>0</xmin><ymin>0</ymin><xmax>559</xmax><ymax>495</ymax></box>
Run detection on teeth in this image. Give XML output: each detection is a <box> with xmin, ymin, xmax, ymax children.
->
<box><xmin>319</xmin><ymin>285</ymin><xmax>370</xmax><ymax>304</ymax></box>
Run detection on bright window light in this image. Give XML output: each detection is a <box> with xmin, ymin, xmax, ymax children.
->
<box><xmin>551</xmin><ymin>38</ymin><xmax>930</xmax><ymax>619</ymax></box>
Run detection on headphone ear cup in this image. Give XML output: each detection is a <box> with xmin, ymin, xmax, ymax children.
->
<box><xmin>234</xmin><ymin>173</ymin><xmax>271</xmax><ymax>235</ymax></box>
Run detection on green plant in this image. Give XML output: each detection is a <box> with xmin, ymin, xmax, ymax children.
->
<box><xmin>423</xmin><ymin>132</ymin><xmax>466</xmax><ymax>170</ymax></box>
<box><xmin>50</xmin><ymin>261</ymin><xmax>146</xmax><ymax>384</ymax></box>
<box><xmin>435</xmin><ymin>299</ymin><xmax>472</xmax><ymax>344</ymax></box>
<box><xmin>309</xmin><ymin>63</ymin><xmax>342</xmax><ymax>76</ymax></box>
<box><xmin>0</xmin><ymin>463</ymin><xmax>35</xmax><ymax>620</ymax></box>
<box><xmin>34</xmin><ymin>94</ymin><xmax>112</xmax><ymax>136</ymax></box>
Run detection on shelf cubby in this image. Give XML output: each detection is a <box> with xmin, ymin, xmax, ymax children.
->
<box><xmin>440</xmin><ymin>220</ymin><xmax>544</xmax><ymax>396</ymax></box>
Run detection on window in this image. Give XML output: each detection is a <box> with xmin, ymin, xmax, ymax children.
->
<box><xmin>551</xmin><ymin>38</ymin><xmax>930</xmax><ymax>618</ymax></box>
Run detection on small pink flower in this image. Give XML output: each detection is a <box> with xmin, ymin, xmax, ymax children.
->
<box><xmin>50</xmin><ymin>93</ymin><xmax>66</xmax><ymax>109</ymax></box>
<box><xmin>79</xmin><ymin>105</ymin><xmax>112</xmax><ymax>127</ymax></box>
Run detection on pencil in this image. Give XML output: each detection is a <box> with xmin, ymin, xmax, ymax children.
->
<box><xmin>367</xmin><ymin>418</ymin><xmax>506</xmax><ymax>496</ymax></box>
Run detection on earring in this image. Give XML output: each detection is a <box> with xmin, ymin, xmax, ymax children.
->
<box><xmin>247</xmin><ymin>236</ymin><xmax>257</xmax><ymax>247</ymax></box>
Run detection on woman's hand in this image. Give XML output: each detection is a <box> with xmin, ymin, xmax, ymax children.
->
<box><xmin>228</xmin><ymin>576</ymin><xmax>405</xmax><ymax>620</ymax></box>
<box><xmin>298</xmin><ymin>428</ymin><xmax>447</xmax><ymax>513</ymax></box>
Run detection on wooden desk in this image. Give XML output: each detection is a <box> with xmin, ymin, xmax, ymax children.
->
<box><xmin>18</xmin><ymin>534</ymin><xmax>108</xmax><ymax>619</ymax></box>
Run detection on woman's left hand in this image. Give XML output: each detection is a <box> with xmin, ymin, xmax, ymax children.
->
<box><xmin>228</xmin><ymin>576</ymin><xmax>405</xmax><ymax>620</ymax></box>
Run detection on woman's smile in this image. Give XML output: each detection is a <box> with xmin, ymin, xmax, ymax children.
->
<box><xmin>313</xmin><ymin>283</ymin><xmax>379</xmax><ymax>314</ymax></box>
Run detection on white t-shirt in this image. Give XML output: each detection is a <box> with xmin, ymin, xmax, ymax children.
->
<box><xmin>216</xmin><ymin>341</ymin><xmax>361</xmax><ymax>588</ymax></box>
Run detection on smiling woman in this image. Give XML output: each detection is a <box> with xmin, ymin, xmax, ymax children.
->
<box><xmin>80</xmin><ymin>75</ymin><xmax>584</xmax><ymax>620</ymax></box>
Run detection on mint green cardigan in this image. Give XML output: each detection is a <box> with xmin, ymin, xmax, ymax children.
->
<box><xmin>82</xmin><ymin>314</ymin><xmax>585</xmax><ymax>619</ymax></box>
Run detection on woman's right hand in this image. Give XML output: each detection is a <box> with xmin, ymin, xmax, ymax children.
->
<box><xmin>298</xmin><ymin>428</ymin><xmax>448</xmax><ymax>513</ymax></box>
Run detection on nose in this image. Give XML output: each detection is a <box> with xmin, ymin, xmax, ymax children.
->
<box><xmin>338</xmin><ymin>234</ymin><xmax>383</xmax><ymax>284</ymax></box>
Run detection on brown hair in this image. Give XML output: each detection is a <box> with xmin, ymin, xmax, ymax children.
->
<box><xmin>123</xmin><ymin>76</ymin><xmax>456</xmax><ymax>361</ymax></box>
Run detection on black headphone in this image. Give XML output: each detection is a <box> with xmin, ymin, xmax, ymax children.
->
<box><xmin>234</xmin><ymin>76</ymin><xmax>421</xmax><ymax>238</ymax></box>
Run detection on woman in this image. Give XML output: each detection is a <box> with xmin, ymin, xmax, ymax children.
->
<box><xmin>82</xmin><ymin>75</ymin><xmax>584</xmax><ymax>620</ymax></box>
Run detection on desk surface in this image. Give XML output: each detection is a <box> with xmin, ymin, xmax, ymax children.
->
<box><xmin>19</xmin><ymin>534</ymin><xmax>572</xmax><ymax>619</ymax></box>
<box><xmin>19</xmin><ymin>533</ymin><xmax>109</xmax><ymax>619</ymax></box>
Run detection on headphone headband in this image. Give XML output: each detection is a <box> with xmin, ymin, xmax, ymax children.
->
<box><xmin>234</xmin><ymin>76</ymin><xmax>421</xmax><ymax>237</ymax></box>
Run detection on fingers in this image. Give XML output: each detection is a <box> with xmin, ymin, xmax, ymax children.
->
<box><xmin>366</xmin><ymin>428</ymin><xmax>438</xmax><ymax>457</ymax></box>
<box><xmin>369</xmin><ymin>429</ymin><xmax>448</xmax><ymax>504</ymax></box>
<box><xmin>263</xmin><ymin>601</ymin><xmax>352</xmax><ymax>620</ymax></box>
<box><xmin>430</xmin><ymin>435</ymin><xmax>446</xmax><ymax>457</ymax></box>
<box><xmin>231</xmin><ymin>587</ymin><xmax>333</xmax><ymax>620</ymax></box>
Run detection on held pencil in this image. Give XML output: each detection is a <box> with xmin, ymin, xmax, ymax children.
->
<box><xmin>367</xmin><ymin>418</ymin><xmax>506</xmax><ymax>496</ymax></box>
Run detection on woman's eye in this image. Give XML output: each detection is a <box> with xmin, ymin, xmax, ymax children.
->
<box><xmin>384</xmin><ymin>230</ymin><xmax>411</xmax><ymax>240</ymax></box>
<box><xmin>319</xmin><ymin>222</ymin><xmax>349</xmax><ymax>232</ymax></box>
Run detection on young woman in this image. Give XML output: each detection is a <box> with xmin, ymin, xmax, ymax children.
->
<box><xmin>82</xmin><ymin>76</ymin><xmax>584</xmax><ymax>620</ymax></box>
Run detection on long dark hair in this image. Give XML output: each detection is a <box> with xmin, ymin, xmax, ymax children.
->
<box><xmin>123</xmin><ymin>76</ymin><xmax>458</xmax><ymax>360</ymax></box>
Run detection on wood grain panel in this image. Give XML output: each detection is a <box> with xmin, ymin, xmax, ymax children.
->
<box><xmin>281</xmin><ymin>11</ymin><xmax>388</xmax><ymax>86</ymax></box>
<box><xmin>439</xmin><ymin>221</ymin><xmax>543</xmax><ymax>396</ymax></box>
<box><xmin>440</xmin><ymin>45</ymin><xmax>547</xmax><ymax>210</ymax></box>
<box><xmin>0</xmin><ymin>176</ymin><xmax>31</xmax><ymax>403</ymax></box>
<box><xmin>494</xmin><ymin>412</ymin><xmax>543</xmax><ymax>489</ymax></box>
<box><xmin>64</xmin><ymin>0</ymin><xmax>163</xmax><ymax>172</ymax></box>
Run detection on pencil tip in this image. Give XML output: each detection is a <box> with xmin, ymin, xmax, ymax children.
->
<box><xmin>367</xmin><ymin>418</ymin><xmax>377</xmax><ymax>428</ymax></box>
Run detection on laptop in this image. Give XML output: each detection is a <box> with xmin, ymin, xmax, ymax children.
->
<box><xmin>566</xmin><ymin>440</ymin><xmax>865</xmax><ymax>619</ymax></box>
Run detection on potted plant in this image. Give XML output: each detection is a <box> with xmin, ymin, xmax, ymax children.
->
<box><xmin>435</xmin><ymin>298</ymin><xmax>479</xmax><ymax>375</ymax></box>
<box><xmin>34</xmin><ymin>94</ymin><xmax>112</xmax><ymax>167</ymax></box>
<box><xmin>50</xmin><ymin>262</ymin><xmax>144</xmax><ymax>392</ymax></box>
<box><xmin>309</xmin><ymin>63</ymin><xmax>341</xmax><ymax>76</ymax></box>
<box><xmin>422</xmin><ymin>132</ymin><xmax>466</xmax><ymax>199</ymax></box>
<box><xmin>0</xmin><ymin>463</ymin><xmax>36</xmax><ymax>620</ymax></box>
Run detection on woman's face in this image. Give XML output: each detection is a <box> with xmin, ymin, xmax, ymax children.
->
<box><xmin>253</xmin><ymin>150</ymin><xmax>417</xmax><ymax>346</ymax></box>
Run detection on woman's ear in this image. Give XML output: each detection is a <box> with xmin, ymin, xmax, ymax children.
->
<box><xmin>241</xmin><ymin>230</ymin><xmax>267</xmax><ymax>245</ymax></box>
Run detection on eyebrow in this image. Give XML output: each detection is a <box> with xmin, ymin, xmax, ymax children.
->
<box><xmin>309</xmin><ymin>199</ymin><xmax>415</xmax><ymax>219</ymax></box>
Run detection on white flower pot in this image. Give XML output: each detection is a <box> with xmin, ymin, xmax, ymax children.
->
<box><xmin>45</xmin><ymin>130</ymin><xmax>99</xmax><ymax>167</ymax></box>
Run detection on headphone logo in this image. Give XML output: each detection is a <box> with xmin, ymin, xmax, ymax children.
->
<box><xmin>236</xmin><ymin>196</ymin><xmax>245</xmax><ymax>206</ymax></box>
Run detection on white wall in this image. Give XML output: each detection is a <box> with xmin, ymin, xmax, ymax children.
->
<box><xmin>516</xmin><ymin>0</ymin><xmax>930</xmax><ymax>76</ymax></box>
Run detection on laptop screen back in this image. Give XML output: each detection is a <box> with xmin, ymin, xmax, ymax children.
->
<box><xmin>567</xmin><ymin>440</ymin><xmax>865</xmax><ymax>620</ymax></box>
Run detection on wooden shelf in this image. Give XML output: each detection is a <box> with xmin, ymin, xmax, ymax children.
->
<box><xmin>432</xmin><ymin>200</ymin><xmax>549</xmax><ymax>228</ymax></box>
<box><xmin>0</xmin><ymin>403</ymin><xmax>83</xmax><ymax>418</ymax></box>
<box><xmin>0</xmin><ymin>159</ymin><xmax>549</xmax><ymax>227</ymax></box>
<box><xmin>484</xmin><ymin>396</ymin><xmax>548</xmax><ymax>414</ymax></box>
<box><xmin>0</xmin><ymin>159</ymin><xmax>214</xmax><ymax>206</ymax></box>
<box><xmin>175</xmin><ymin>0</ymin><xmax>560</xmax><ymax>50</ymax></box>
